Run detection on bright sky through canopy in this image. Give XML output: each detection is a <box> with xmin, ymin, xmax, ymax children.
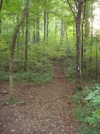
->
<box><xmin>93</xmin><ymin>3</ymin><xmax>100</xmax><ymax>30</ymax></box>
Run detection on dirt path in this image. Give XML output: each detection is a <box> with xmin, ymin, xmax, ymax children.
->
<box><xmin>0</xmin><ymin>65</ymin><xmax>78</xmax><ymax>134</ymax></box>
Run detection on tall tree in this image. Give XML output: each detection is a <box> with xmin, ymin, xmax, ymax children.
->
<box><xmin>81</xmin><ymin>0</ymin><xmax>86</xmax><ymax>61</ymax></box>
<box><xmin>0</xmin><ymin>0</ymin><xmax>3</xmax><ymax>34</ymax></box>
<box><xmin>44</xmin><ymin>7</ymin><xmax>47</xmax><ymax>43</ymax></box>
<box><xmin>24</xmin><ymin>12</ymin><xmax>29</xmax><ymax>71</ymax></box>
<box><xmin>43</xmin><ymin>1</ymin><xmax>49</xmax><ymax>44</ymax></box>
<box><xmin>36</xmin><ymin>11</ymin><xmax>40</xmax><ymax>43</ymax></box>
<box><xmin>9</xmin><ymin>0</ymin><xmax>29</xmax><ymax>98</ymax></box>
<box><xmin>60</xmin><ymin>19</ymin><xmax>64</xmax><ymax>45</ymax></box>
<box><xmin>67</xmin><ymin>0</ymin><xmax>84</xmax><ymax>90</ymax></box>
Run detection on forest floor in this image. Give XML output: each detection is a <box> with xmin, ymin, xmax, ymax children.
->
<box><xmin>0</xmin><ymin>64</ymin><xmax>79</xmax><ymax>134</ymax></box>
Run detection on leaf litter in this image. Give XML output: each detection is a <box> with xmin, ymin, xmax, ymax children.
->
<box><xmin>0</xmin><ymin>65</ymin><xmax>79</xmax><ymax>134</ymax></box>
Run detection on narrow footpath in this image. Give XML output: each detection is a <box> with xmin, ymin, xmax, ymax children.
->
<box><xmin>0</xmin><ymin>65</ymin><xmax>78</xmax><ymax>134</ymax></box>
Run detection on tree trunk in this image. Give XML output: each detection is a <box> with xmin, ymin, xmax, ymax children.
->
<box><xmin>36</xmin><ymin>12</ymin><xmax>40</xmax><ymax>43</ymax></box>
<box><xmin>44</xmin><ymin>8</ymin><xmax>47</xmax><ymax>43</ymax></box>
<box><xmin>67</xmin><ymin>0</ymin><xmax>83</xmax><ymax>90</ymax></box>
<box><xmin>9</xmin><ymin>0</ymin><xmax>29</xmax><ymax>98</ymax></box>
<box><xmin>46</xmin><ymin>11</ymin><xmax>49</xmax><ymax>44</ymax></box>
<box><xmin>81</xmin><ymin>23</ymin><xmax>84</xmax><ymax>60</ymax></box>
<box><xmin>60</xmin><ymin>20</ymin><xmax>64</xmax><ymax>45</ymax></box>
<box><xmin>85</xmin><ymin>2</ymin><xmax>90</xmax><ymax>39</ymax></box>
<box><xmin>81</xmin><ymin>0</ymin><xmax>86</xmax><ymax>69</ymax></box>
<box><xmin>76</xmin><ymin>1</ymin><xmax>83</xmax><ymax>90</ymax></box>
<box><xmin>55</xmin><ymin>19</ymin><xmax>58</xmax><ymax>40</ymax></box>
<box><xmin>33</xmin><ymin>19</ymin><xmax>36</xmax><ymax>44</ymax></box>
<box><xmin>96</xmin><ymin>40</ymin><xmax>98</xmax><ymax>81</ymax></box>
<box><xmin>0</xmin><ymin>0</ymin><xmax>3</xmax><ymax>34</ymax></box>
<box><xmin>24</xmin><ymin>12</ymin><xmax>29</xmax><ymax>71</ymax></box>
<box><xmin>65</xmin><ymin>28</ymin><xmax>71</xmax><ymax>55</ymax></box>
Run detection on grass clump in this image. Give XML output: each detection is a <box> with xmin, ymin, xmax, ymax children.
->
<box><xmin>4</xmin><ymin>97</ymin><xmax>19</xmax><ymax>105</ymax></box>
<box><xmin>4</xmin><ymin>97</ymin><xmax>26</xmax><ymax>105</ymax></box>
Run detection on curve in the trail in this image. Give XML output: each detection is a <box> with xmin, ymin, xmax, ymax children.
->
<box><xmin>0</xmin><ymin>65</ymin><xmax>78</xmax><ymax>134</ymax></box>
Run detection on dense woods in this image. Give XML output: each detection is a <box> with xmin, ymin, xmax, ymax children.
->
<box><xmin>0</xmin><ymin>0</ymin><xmax>100</xmax><ymax>133</ymax></box>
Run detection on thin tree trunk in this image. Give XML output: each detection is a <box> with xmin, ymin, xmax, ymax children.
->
<box><xmin>96</xmin><ymin>41</ymin><xmax>98</xmax><ymax>81</ymax></box>
<box><xmin>81</xmin><ymin>0</ymin><xmax>86</xmax><ymax>70</ymax></box>
<box><xmin>89</xmin><ymin>3</ymin><xmax>93</xmax><ymax>78</ymax></box>
<box><xmin>46</xmin><ymin>11</ymin><xmax>49</xmax><ymax>44</ymax></box>
<box><xmin>36</xmin><ymin>12</ymin><xmax>40</xmax><ymax>43</ymax></box>
<box><xmin>33</xmin><ymin>20</ymin><xmax>36</xmax><ymax>43</ymax></box>
<box><xmin>90</xmin><ymin>4</ymin><xmax>93</xmax><ymax>63</ymax></box>
<box><xmin>81</xmin><ymin>25</ymin><xmax>84</xmax><ymax>60</ymax></box>
<box><xmin>24</xmin><ymin>12</ymin><xmax>29</xmax><ymax>71</ymax></box>
<box><xmin>44</xmin><ymin>8</ymin><xmax>47</xmax><ymax>43</ymax></box>
<box><xmin>55</xmin><ymin>19</ymin><xmax>58</xmax><ymax>40</ymax></box>
<box><xmin>43</xmin><ymin>8</ymin><xmax>47</xmax><ymax>56</ymax></box>
<box><xmin>65</xmin><ymin>29</ymin><xmax>71</xmax><ymax>55</ymax></box>
<box><xmin>16</xmin><ymin>17</ymin><xmax>20</xmax><ymax>59</ymax></box>
<box><xmin>60</xmin><ymin>20</ymin><xmax>64</xmax><ymax>45</ymax></box>
<box><xmin>9</xmin><ymin>0</ymin><xmax>29</xmax><ymax>98</ymax></box>
<box><xmin>0</xmin><ymin>0</ymin><xmax>3</xmax><ymax>34</ymax></box>
<box><xmin>85</xmin><ymin>2</ymin><xmax>90</xmax><ymax>39</ymax></box>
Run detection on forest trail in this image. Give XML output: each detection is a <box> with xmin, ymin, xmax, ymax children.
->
<box><xmin>0</xmin><ymin>64</ymin><xmax>78</xmax><ymax>134</ymax></box>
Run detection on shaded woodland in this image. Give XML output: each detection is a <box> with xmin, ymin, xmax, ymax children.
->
<box><xmin>0</xmin><ymin>0</ymin><xmax>100</xmax><ymax>133</ymax></box>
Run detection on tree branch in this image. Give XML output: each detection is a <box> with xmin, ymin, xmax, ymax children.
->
<box><xmin>10</xmin><ymin>0</ymin><xmax>30</xmax><ymax>57</ymax></box>
<box><xmin>0</xmin><ymin>0</ymin><xmax>3</xmax><ymax>11</ymax></box>
<box><xmin>66</xmin><ymin>0</ymin><xmax>76</xmax><ymax>19</ymax></box>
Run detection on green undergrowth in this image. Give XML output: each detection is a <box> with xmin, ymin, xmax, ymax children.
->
<box><xmin>14</xmin><ymin>57</ymin><xmax>54</xmax><ymax>84</ymax></box>
<box><xmin>0</xmin><ymin>56</ymin><xmax>54</xmax><ymax>85</ymax></box>
<box><xmin>54</xmin><ymin>56</ymin><xmax>76</xmax><ymax>82</ymax></box>
<box><xmin>56</xmin><ymin>55</ymin><xmax>100</xmax><ymax>83</ymax></box>
<box><xmin>73</xmin><ymin>84</ymin><xmax>100</xmax><ymax>134</ymax></box>
<box><xmin>4</xmin><ymin>97</ymin><xmax>26</xmax><ymax>105</ymax></box>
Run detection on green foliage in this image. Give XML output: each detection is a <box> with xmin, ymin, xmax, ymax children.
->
<box><xmin>73</xmin><ymin>85</ymin><xmax>100</xmax><ymax>134</ymax></box>
<box><xmin>14</xmin><ymin>57</ymin><xmax>54</xmax><ymax>84</ymax></box>
<box><xmin>77</xmin><ymin>124</ymin><xmax>100</xmax><ymax>134</ymax></box>
<box><xmin>84</xmin><ymin>85</ymin><xmax>100</xmax><ymax>128</ymax></box>
<box><xmin>73</xmin><ymin>106</ymin><xmax>92</xmax><ymax>122</ymax></box>
<box><xmin>0</xmin><ymin>39</ymin><xmax>9</xmax><ymax>62</ymax></box>
<box><xmin>4</xmin><ymin>98</ymin><xmax>26</xmax><ymax>105</ymax></box>
<box><xmin>4</xmin><ymin>97</ymin><xmax>19</xmax><ymax>105</ymax></box>
<box><xmin>73</xmin><ymin>92</ymin><xmax>84</xmax><ymax>105</ymax></box>
<box><xmin>47</xmin><ymin>44</ymin><xmax>66</xmax><ymax>59</ymax></box>
<box><xmin>0</xmin><ymin>38</ymin><xmax>10</xmax><ymax>81</ymax></box>
<box><xmin>59</xmin><ymin>57</ymin><xmax>76</xmax><ymax>82</ymax></box>
<box><xmin>0</xmin><ymin>70</ymin><xmax>9</xmax><ymax>81</ymax></box>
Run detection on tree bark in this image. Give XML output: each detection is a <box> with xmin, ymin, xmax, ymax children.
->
<box><xmin>33</xmin><ymin>19</ymin><xmax>36</xmax><ymax>43</ymax></box>
<box><xmin>44</xmin><ymin>8</ymin><xmax>47</xmax><ymax>43</ymax></box>
<box><xmin>67</xmin><ymin>0</ymin><xmax>84</xmax><ymax>90</ymax></box>
<box><xmin>55</xmin><ymin>19</ymin><xmax>58</xmax><ymax>40</ymax></box>
<box><xmin>76</xmin><ymin>2</ymin><xmax>82</xmax><ymax>90</ymax></box>
<box><xmin>0</xmin><ymin>0</ymin><xmax>3</xmax><ymax>34</ymax></box>
<box><xmin>81</xmin><ymin>0</ymin><xmax>86</xmax><ymax>61</ymax></box>
<box><xmin>46</xmin><ymin>11</ymin><xmax>49</xmax><ymax>44</ymax></box>
<box><xmin>60</xmin><ymin>20</ymin><xmax>64</xmax><ymax>45</ymax></box>
<box><xmin>36</xmin><ymin>11</ymin><xmax>40</xmax><ymax>43</ymax></box>
<box><xmin>9</xmin><ymin>0</ymin><xmax>29</xmax><ymax>98</ymax></box>
<box><xmin>24</xmin><ymin>12</ymin><xmax>29</xmax><ymax>71</ymax></box>
<box><xmin>76</xmin><ymin>1</ymin><xmax>83</xmax><ymax>90</ymax></box>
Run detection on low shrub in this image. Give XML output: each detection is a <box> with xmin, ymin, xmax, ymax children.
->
<box><xmin>73</xmin><ymin>85</ymin><xmax>100</xmax><ymax>134</ymax></box>
<box><xmin>14</xmin><ymin>57</ymin><xmax>54</xmax><ymax>84</ymax></box>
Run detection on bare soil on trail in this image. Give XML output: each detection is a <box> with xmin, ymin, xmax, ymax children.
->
<box><xmin>0</xmin><ymin>65</ymin><xmax>79</xmax><ymax>134</ymax></box>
